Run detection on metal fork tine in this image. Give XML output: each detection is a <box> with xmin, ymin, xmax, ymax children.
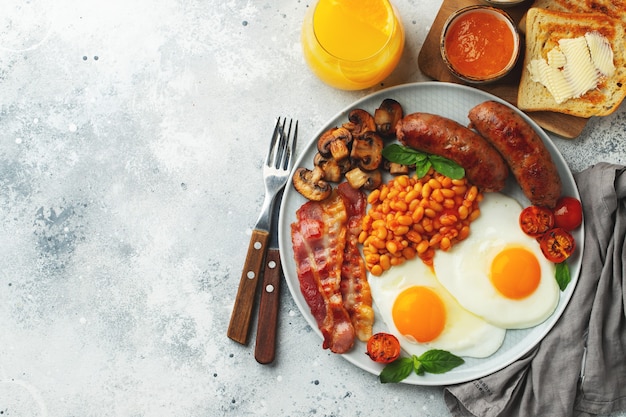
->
<box><xmin>267</xmin><ymin>117</ymin><xmax>282</xmax><ymax>167</ymax></box>
<box><xmin>281</xmin><ymin>130</ymin><xmax>289</xmax><ymax>171</ymax></box>
<box><xmin>275</xmin><ymin>118</ymin><xmax>288</xmax><ymax>169</ymax></box>
<box><xmin>279</xmin><ymin>119</ymin><xmax>292</xmax><ymax>170</ymax></box>
<box><xmin>271</xmin><ymin>117</ymin><xmax>297</xmax><ymax>171</ymax></box>
<box><xmin>281</xmin><ymin>120</ymin><xmax>297</xmax><ymax>171</ymax></box>
<box><xmin>289</xmin><ymin>121</ymin><xmax>298</xmax><ymax>169</ymax></box>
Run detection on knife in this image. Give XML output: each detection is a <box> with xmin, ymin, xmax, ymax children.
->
<box><xmin>254</xmin><ymin>192</ymin><xmax>284</xmax><ymax>364</ymax></box>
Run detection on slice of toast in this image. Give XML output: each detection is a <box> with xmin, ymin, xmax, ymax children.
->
<box><xmin>518</xmin><ymin>0</ymin><xmax>626</xmax><ymax>34</ymax></box>
<box><xmin>517</xmin><ymin>7</ymin><xmax>626</xmax><ymax>117</ymax></box>
<box><xmin>528</xmin><ymin>0</ymin><xmax>626</xmax><ymax>25</ymax></box>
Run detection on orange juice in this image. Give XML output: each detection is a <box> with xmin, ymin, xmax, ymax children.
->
<box><xmin>301</xmin><ymin>0</ymin><xmax>405</xmax><ymax>90</ymax></box>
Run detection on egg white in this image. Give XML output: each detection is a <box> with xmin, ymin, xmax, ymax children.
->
<box><xmin>368</xmin><ymin>259</ymin><xmax>506</xmax><ymax>358</ymax></box>
<box><xmin>433</xmin><ymin>192</ymin><xmax>559</xmax><ymax>329</ymax></box>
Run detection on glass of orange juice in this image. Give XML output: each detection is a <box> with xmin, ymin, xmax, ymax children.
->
<box><xmin>301</xmin><ymin>0</ymin><xmax>405</xmax><ymax>90</ymax></box>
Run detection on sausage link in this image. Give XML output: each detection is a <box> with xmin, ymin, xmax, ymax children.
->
<box><xmin>468</xmin><ymin>101</ymin><xmax>562</xmax><ymax>208</ymax></box>
<box><xmin>395</xmin><ymin>112</ymin><xmax>508</xmax><ymax>192</ymax></box>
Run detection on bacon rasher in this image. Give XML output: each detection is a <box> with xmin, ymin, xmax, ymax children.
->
<box><xmin>337</xmin><ymin>182</ymin><xmax>374</xmax><ymax>342</ymax></box>
<box><xmin>291</xmin><ymin>191</ymin><xmax>354</xmax><ymax>353</ymax></box>
<box><xmin>291</xmin><ymin>185</ymin><xmax>373</xmax><ymax>353</ymax></box>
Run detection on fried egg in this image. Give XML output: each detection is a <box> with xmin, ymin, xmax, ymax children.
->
<box><xmin>434</xmin><ymin>192</ymin><xmax>559</xmax><ymax>329</ymax></box>
<box><xmin>368</xmin><ymin>259</ymin><xmax>506</xmax><ymax>358</ymax></box>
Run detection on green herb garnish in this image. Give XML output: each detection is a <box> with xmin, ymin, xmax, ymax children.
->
<box><xmin>555</xmin><ymin>261</ymin><xmax>571</xmax><ymax>291</ymax></box>
<box><xmin>379</xmin><ymin>349</ymin><xmax>464</xmax><ymax>383</ymax></box>
<box><xmin>382</xmin><ymin>144</ymin><xmax>465</xmax><ymax>180</ymax></box>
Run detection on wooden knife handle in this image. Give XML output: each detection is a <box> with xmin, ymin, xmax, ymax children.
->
<box><xmin>254</xmin><ymin>248</ymin><xmax>281</xmax><ymax>364</ymax></box>
<box><xmin>227</xmin><ymin>229</ymin><xmax>269</xmax><ymax>345</ymax></box>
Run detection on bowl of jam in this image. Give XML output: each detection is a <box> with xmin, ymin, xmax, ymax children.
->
<box><xmin>440</xmin><ymin>5</ymin><xmax>520</xmax><ymax>83</ymax></box>
<box><xmin>481</xmin><ymin>0</ymin><xmax>528</xmax><ymax>8</ymax></box>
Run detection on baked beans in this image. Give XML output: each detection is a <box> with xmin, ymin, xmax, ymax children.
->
<box><xmin>359</xmin><ymin>169</ymin><xmax>483</xmax><ymax>276</ymax></box>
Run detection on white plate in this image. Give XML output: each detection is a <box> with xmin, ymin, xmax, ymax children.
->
<box><xmin>278</xmin><ymin>82</ymin><xmax>583</xmax><ymax>386</ymax></box>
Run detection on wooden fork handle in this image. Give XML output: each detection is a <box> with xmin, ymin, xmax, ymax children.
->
<box><xmin>254</xmin><ymin>248</ymin><xmax>281</xmax><ymax>364</ymax></box>
<box><xmin>227</xmin><ymin>229</ymin><xmax>269</xmax><ymax>345</ymax></box>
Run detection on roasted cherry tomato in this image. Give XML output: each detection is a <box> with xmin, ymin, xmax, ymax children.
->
<box><xmin>366</xmin><ymin>332</ymin><xmax>401</xmax><ymax>364</ymax></box>
<box><xmin>553</xmin><ymin>196</ymin><xmax>583</xmax><ymax>231</ymax></box>
<box><xmin>539</xmin><ymin>228</ymin><xmax>576</xmax><ymax>263</ymax></box>
<box><xmin>519</xmin><ymin>205</ymin><xmax>555</xmax><ymax>238</ymax></box>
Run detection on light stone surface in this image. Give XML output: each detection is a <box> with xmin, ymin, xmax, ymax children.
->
<box><xmin>1</xmin><ymin>0</ymin><xmax>624</xmax><ymax>416</ymax></box>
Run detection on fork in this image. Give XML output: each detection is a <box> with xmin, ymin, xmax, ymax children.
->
<box><xmin>227</xmin><ymin>117</ymin><xmax>298</xmax><ymax>345</ymax></box>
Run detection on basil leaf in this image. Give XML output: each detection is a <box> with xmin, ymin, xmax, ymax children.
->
<box><xmin>379</xmin><ymin>350</ymin><xmax>464</xmax><ymax>383</ymax></box>
<box><xmin>417</xmin><ymin>349</ymin><xmax>464</xmax><ymax>374</ymax></box>
<box><xmin>415</xmin><ymin>160</ymin><xmax>432</xmax><ymax>179</ymax></box>
<box><xmin>555</xmin><ymin>261</ymin><xmax>571</xmax><ymax>291</ymax></box>
<box><xmin>382</xmin><ymin>144</ymin><xmax>465</xmax><ymax>180</ymax></box>
<box><xmin>381</xmin><ymin>144</ymin><xmax>421</xmax><ymax>166</ymax></box>
<box><xmin>380</xmin><ymin>357</ymin><xmax>414</xmax><ymax>383</ymax></box>
<box><xmin>429</xmin><ymin>155</ymin><xmax>465</xmax><ymax>180</ymax></box>
<box><xmin>413</xmin><ymin>355</ymin><xmax>425</xmax><ymax>376</ymax></box>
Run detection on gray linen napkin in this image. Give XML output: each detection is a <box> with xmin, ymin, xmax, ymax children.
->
<box><xmin>444</xmin><ymin>162</ymin><xmax>626</xmax><ymax>417</ymax></box>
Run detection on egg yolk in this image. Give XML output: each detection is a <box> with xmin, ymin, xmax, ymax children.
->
<box><xmin>490</xmin><ymin>247</ymin><xmax>541</xmax><ymax>299</ymax></box>
<box><xmin>392</xmin><ymin>286</ymin><xmax>446</xmax><ymax>343</ymax></box>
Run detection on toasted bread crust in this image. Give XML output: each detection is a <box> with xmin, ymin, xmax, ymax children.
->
<box><xmin>518</xmin><ymin>7</ymin><xmax>626</xmax><ymax>117</ymax></box>
<box><xmin>529</xmin><ymin>0</ymin><xmax>626</xmax><ymax>25</ymax></box>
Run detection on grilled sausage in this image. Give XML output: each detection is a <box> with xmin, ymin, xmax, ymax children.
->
<box><xmin>395</xmin><ymin>112</ymin><xmax>509</xmax><ymax>192</ymax></box>
<box><xmin>468</xmin><ymin>101</ymin><xmax>562</xmax><ymax>208</ymax></box>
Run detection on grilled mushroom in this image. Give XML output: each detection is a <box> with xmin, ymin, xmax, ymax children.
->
<box><xmin>345</xmin><ymin>167</ymin><xmax>382</xmax><ymax>191</ymax></box>
<box><xmin>384</xmin><ymin>159</ymin><xmax>410</xmax><ymax>175</ymax></box>
<box><xmin>374</xmin><ymin>98</ymin><xmax>403</xmax><ymax>137</ymax></box>
<box><xmin>314</xmin><ymin>152</ymin><xmax>352</xmax><ymax>183</ymax></box>
<box><xmin>350</xmin><ymin>131</ymin><xmax>384</xmax><ymax>171</ymax></box>
<box><xmin>343</xmin><ymin>108</ymin><xmax>376</xmax><ymax>138</ymax></box>
<box><xmin>292</xmin><ymin>166</ymin><xmax>332</xmax><ymax>201</ymax></box>
<box><xmin>317</xmin><ymin>127</ymin><xmax>352</xmax><ymax>161</ymax></box>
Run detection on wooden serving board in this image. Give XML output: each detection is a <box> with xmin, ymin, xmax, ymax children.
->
<box><xmin>418</xmin><ymin>0</ymin><xmax>589</xmax><ymax>139</ymax></box>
